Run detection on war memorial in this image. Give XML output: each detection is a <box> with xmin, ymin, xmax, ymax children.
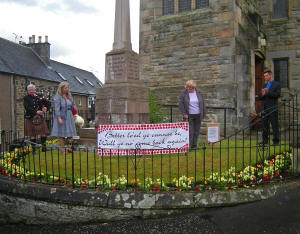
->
<box><xmin>0</xmin><ymin>0</ymin><xmax>299</xmax><ymax>225</ymax></box>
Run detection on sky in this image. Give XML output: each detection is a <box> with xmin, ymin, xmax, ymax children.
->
<box><xmin>0</xmin><ymin>0</ymin><xmax>140</xmax><ymax>83</ymax></box>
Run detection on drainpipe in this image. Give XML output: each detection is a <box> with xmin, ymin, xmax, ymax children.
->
<box><xmin>10</xmin><ymin>74</ymin><xmax>15</xmax><ymax>134</ymax></box>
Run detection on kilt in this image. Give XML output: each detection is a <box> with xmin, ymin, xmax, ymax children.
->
<box><xmin>25</xmin><ymin>118</ymin><xmax>50</xmax><ymax>137</ymax></box>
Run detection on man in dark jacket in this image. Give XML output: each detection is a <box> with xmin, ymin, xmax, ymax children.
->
<box><xmin>179</xmin><ymin>80</ymin><xmax>206</xmax><ymax>149</ymax></box>
<box><xmin>258</xmin><ymin>70</ymin><xmax>281</xmax><ymax>145</ymax></box>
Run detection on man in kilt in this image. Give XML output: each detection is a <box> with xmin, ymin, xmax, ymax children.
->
<box><xmin>24</xmin><ymin>84</ymin><xmax>51</xmax><ymax>152</ymax></box>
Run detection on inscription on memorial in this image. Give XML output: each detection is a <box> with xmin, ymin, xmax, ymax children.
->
<box><xmin>128</xmin><ymin>55</ymin><xmax>139</xmax><ymax>80</ymax></box>
<box><xmin>107</xmin><ymin>54</ymin><xmax>125</xmax><ymax>81</ymax></box>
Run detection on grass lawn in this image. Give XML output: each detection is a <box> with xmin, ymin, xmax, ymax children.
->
<box><xmin>22</xmin><ymin>139</ymin><xmax>291</xmax><ymax>186</ymax></box>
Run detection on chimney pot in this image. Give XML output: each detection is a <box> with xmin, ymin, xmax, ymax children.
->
<box><xmin>38</xmin><ymin>36</ymin><xmax>42</xmax><ymax>43</ymax></box>
<box><xmin>45</xmin><ymin>35</ymin><xmax>48</xmax><ymax>43</ymax></box>
<box><xmin>32</xmin><ymin>35</ymin><xmax>35</xmax><ymax>43</ymax></box>
<box><xmin>29</xmin><ymin>37</ymin><xmax>32</xmax><ymax>44</ymax></box>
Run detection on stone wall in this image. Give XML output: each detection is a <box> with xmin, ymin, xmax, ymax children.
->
<box><xmin>140</xmin><ymin>0</ymin><xmax>261</xmax><ymax>131</ymax></box>
<box><xmin>0</xmin><ymin>175</ymin><xmax>298</xmax><ymax>224</ymax></box>
<box><xmin>0</xmin><ymin>73</ymin><xmax>12</xmax><ymax>131</ymax></box>
<box><xmin>258</xmin><ymin>0</ymin><xmax>300</xmax><ymax>92</ymax></box>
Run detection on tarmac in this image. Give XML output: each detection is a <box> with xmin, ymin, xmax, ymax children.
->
<box><xmin>1</xmin><ymin>178</ymin><xmax>300</xmax><ymax>233</ymax></box>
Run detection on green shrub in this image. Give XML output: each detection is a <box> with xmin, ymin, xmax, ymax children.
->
<box><xmin>148</xmin><ymin>90</ymin><xmax>168</xmax><ymax>123</ymax></box>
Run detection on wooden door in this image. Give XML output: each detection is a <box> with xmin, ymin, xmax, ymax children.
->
<box><xmin>255</xmin><ymin>58</ymin><xmax>264</xmax><ymax>114</ymax></box>
<box><xmin>252</xmin><ymin>57</ymin><xmax>264</xmax><ymax>130</ymax></box>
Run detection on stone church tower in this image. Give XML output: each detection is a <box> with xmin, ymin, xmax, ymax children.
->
<box><xmin>139</xmin><ymin>0</ymin><xmax>300</xmax><ymax>132</ymax></box>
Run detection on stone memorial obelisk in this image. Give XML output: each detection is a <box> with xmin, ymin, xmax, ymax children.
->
<box><xmin>96</xmin><ymin>0</ymin><xmax>149</xmax><ymax>124</ymax></box>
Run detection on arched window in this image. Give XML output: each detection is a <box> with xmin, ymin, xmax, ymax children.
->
<box><xmin>178</xmin><ymin>0</ymin><xmax>191</xmax><ymax>13</ymax></box>
<box><xmin>162</xmin><ymin>0</ymin><xmax>174</xmax><ymax>15</ymax></box>
<box><xmin>196</xmin><ymin>0</ymin><xmax>209</xmax><ymax>9</ymax></box>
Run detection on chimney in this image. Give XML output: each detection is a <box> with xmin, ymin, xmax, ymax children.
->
<box><xmin>26</xmin><ymin>35</ymin><xmax>51</xmax><ymax>64</ymax></box>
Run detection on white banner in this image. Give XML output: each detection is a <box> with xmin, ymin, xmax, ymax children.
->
<box><xmin>98</xmin><ymin>122</ymin><xmax>189</xmax><ymax>156</ymax></box>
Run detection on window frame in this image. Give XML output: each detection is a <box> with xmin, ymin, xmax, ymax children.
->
<box><xmin>272</xmin><ymin>0</ymin><xmax>288</xmax><ymax>19</ymax></box>
<box><xmin>178</xmin><ymin>0</ymin><xmax>192</xmax><ymax>13</ymax></box>
<box><xmin>162</xmin><ymin>0</ymin><xmax>174</xmax><ymax>16</ymax></box>
<box><xmin>273</xmin><ymin>58</ymin><xmax>289</xmax><ymax>89</ymax></box>
<box><xmin>56</xmin><ymin>71</ymin><xmax>67</xmax><ymax>81</ymax></box>
<box><xmin>195</xmin><ymin>0</ymin><xmax>209</xmax><ymax>9</ymax></box>
<box><xmin>74</xmin><ymin>75</ymin><xmax>84</xmax><ymax>85</ymax></box>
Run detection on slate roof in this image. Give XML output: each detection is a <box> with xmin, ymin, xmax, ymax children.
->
<box><xmin>0</xmin><ymin>37</ymin><xmax>60</xmax><ymax>82</ymax></box>
<box><xmin>0</xmin><ymin>36</ymin><xmax>103</xmax><ymax>95</ymax></box>
<box><xmin>49</xmin><ymin>60</ymin><xmax>103</xmax><ymax>95</ymax></box>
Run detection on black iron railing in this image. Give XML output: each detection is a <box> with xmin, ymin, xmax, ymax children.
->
<box><xmin>1</xmin><ymin>94</ymin><xmax>299</xmax><ymax>191</ymax></box>
<box><xmin>164</xmin><ymin>104</ymin><xmax>235</xmax><ymax>138</ymax></box>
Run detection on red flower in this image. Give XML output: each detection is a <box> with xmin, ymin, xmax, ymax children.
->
<box><xmin>152</xmin><ymin>185</ymin><xmax>160</xmax><ymax>192</ymax></box>
<box><xmin>67</xmin><ymin>183</ymin><xmax>72</xmax><ymax>188</ymax></box>
<box><xmin>193</xmin><ymin>185</ymin><xmax>200</xmax><ymax>191</ymax></box>
<box><xmin>263</xmin><ymin>174</ymin><xmax>272</xmax><ymax>181</ymax></box>
<box><xmin>227</xmin><ymin>184</ymin><xmax>232</xmax><ymax>189</ymax></box>
<box><xmin>96</xmin><ymin>187</ymin><xmax>102</xmax><ymax>191</ymax></box>
<box><xmin>112</xmin><ymin>188</ymin><xmax>118</xmax><ymax>191</ymax></box>
<box><xmin>136</xmin><ymin>188</ymin><xmax>141</xmax><ymax>191</ymax></box>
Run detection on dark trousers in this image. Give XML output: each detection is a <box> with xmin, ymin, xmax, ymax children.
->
<box><xmin>262</xmin><ymin>110</ymin><xmax>279</xmax><ymax>144</ymax></box>
<box><xmin>189</xmin><ymin>114</ymin><xmax>201</xmax><ymax>148</ymax></box>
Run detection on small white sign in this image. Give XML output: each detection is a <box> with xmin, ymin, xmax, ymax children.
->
<box><xmin>207</xmin><ymin>124</ymin><xmax>220</xmax><ymax>144</ymax></box>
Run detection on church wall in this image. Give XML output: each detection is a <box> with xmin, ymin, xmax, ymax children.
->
<box><xmin>258</xmin><ymin>0</ymin><xmax>300</xmax><ymax>94</ymax></box>
<box><xmin>140</xmin><ymin>0</ymin><xmax>260</xmax><ymax>131</ymax></box>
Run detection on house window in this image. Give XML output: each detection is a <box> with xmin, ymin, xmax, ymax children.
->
<box><xmin>56</xmin><ymin>71</ymin><xmax>67</xmax><ymax>81</ymax></box>
<box><xmin>274</xmin><ymin>58</ymin><xmax>288</xmax><ymax>88</ymax></box>
<box><xmin>196</xmin><ymin>0</ymin><xmax>209</xmax><ymax>9</ymax></box>
<box><xmin>86</xmin><ymin>79</ymin><xmax>94</xmax><ymax>87</ymax></box>
<box><xmin>74</xmin><ymin>76</ymin><xmax>83</xmax><ymax>84</ymax></box>
<box><xmin>78</xmin><ymin>96</ymin><xmax>82</xmax><ymax>106</ymax></box>
<box><xmin>96</xmin><ymin>81</ymin><xmax>103</xmax><ymax>87</ymax></box>
<box><xmin>88</xmin><ymin>96</ymin><xmax>94</xmax><ymax>108</ymax></box>
<box><xmin>273</xmin><ymin>0</ymin><xmax>288</xmax><ymax>19</ymax></box>
<box><xmin>162</xmin><ymin>0</ymin><xmax>174</xmax><ymax>15</ymax></box>
<box><xmin>178</xmin><ymin>0</ymin><xmax>191</xmax><ymax>13</ymax></box>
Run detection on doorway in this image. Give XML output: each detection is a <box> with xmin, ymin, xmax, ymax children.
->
<box><xmin>253</xmin><ymin>56</ymin><xmax>264</xmax><ymax>130</ymax></box>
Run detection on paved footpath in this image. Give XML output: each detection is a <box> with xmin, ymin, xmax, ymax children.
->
<box><xmin>1</xmin><ymin>182</ymin><xmax>300</xmax><ymax>234</ymax></box>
